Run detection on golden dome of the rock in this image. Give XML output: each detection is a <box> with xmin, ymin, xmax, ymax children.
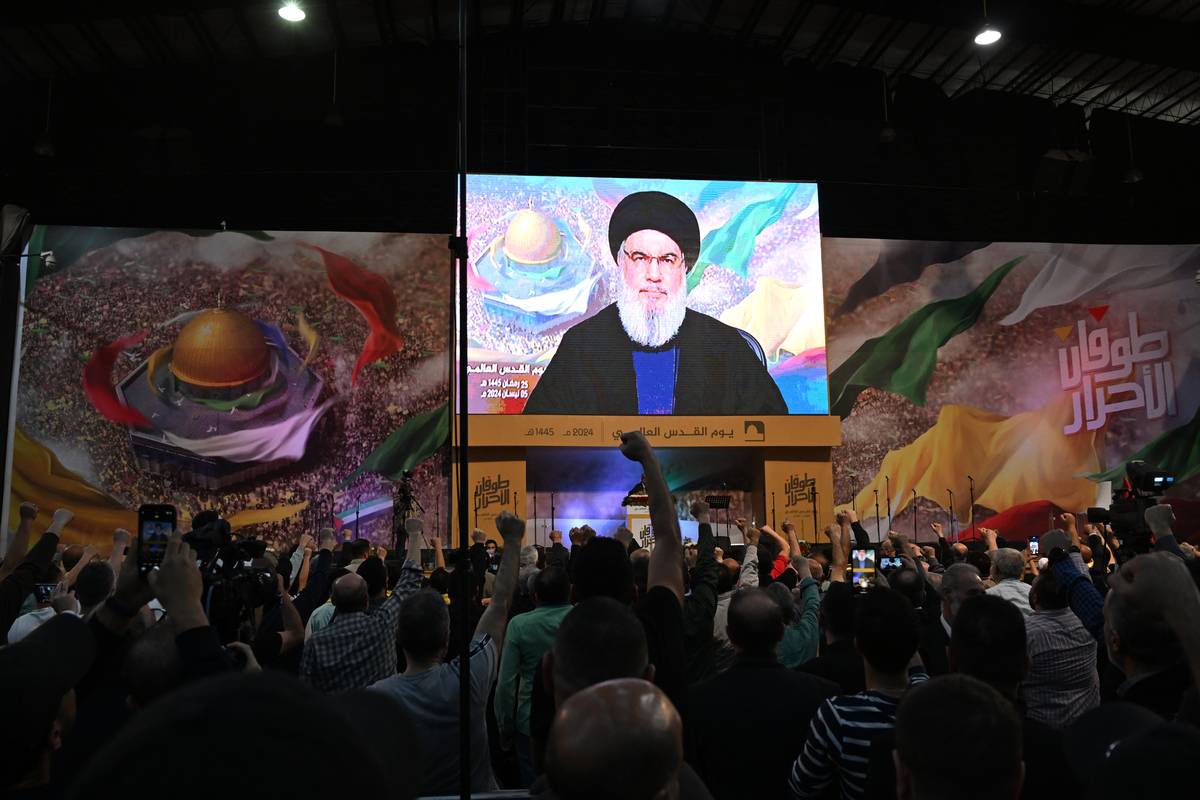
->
<box><xmin>169</xmin><ymin>309</ymin><xmax>270</xmax><ymax>388</ymax></box>
<box><xmin>501</xmin><ymin>209</ymin><xmax>562</xmax><ymax>265</ymax></box>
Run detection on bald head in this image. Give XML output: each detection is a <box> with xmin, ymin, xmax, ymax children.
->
<box><xmin>331</xmin><ymin>573</ymin><xmax>369</xmax><ymax>613</ymax></box>
<box><xmin>547</xmin><ymin>679</ymin><xmax>681</xmax><ymax>800</ymax></box>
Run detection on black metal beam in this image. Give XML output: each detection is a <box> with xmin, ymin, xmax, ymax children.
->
<box><xmin>327</xmin><ymin>0</ymin><xmax>348</xmax><ymax>47</ymax></box>
<box><xmin>738</xmin><ymin>0</ymin><xmax>770</xmax><ymax>40</ymax></box>
<box><xmin>703</xmin><ymin>0</ymin><xmax>723</xmax><ymax>31</ymax></box>
<box><xmin>1023</xmin><ymin>49</ymin><xmax>1084</xmax><ymax>97</ymax></box>
<box><xmin>1142</xmin><ymin>73</ymin><xmax>1200</xmax><ymax>117</ymax></box>
<box><xmin>775</xmin><ymin>0</ymin><xmax>814</xmax><ymax>55</ymax></box>
<box><xmin>889</xmin><ymin>24</ymin><xmax>946</xmax><ymax>80</ymax></box>
<box><xmin>183</xmin><ymin>10</ymin><xmax>220</xmax><ymax>65</ymax></box>
<box><xmin>858</xmin><ymin>16</ymin><xmax>907</xmax><ymax>71</ymax></box>
<box><xmin>232</xmin><ymin>3</ymin><xmax>261</xmax><ymax>59</ymax></box>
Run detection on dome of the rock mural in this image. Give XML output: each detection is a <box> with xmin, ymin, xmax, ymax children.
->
<box><xmin>501</xmin><ymin>209</ymin><xmax>563</xmax><ymax>265</ymax></box>
<box><xmin>169</xmin><ymin>309</ymin><xmax>270</xmax><ymax>388</ymax></box>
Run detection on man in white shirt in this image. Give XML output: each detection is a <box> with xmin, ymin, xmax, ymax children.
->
<box><xmin>986</xmin><ymin>548</ymin><xmax>1033</xmax><ymax>616</ymax></box>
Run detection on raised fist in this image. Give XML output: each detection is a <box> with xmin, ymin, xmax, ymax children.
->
<box><xmin>496</xmin><ymin>511</ymin><xmax>525</xmax><ymax>543</ymax></box>
<box><xmin>618</xmin><ymin>431</ymin><xmax>653</xmax><ymax>463</ymax></box>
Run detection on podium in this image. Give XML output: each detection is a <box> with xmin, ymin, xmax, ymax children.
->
<box><xmin>452</xmin><ymin>414</ymin><xmax>842</xmax><ymax>545</ymax></box>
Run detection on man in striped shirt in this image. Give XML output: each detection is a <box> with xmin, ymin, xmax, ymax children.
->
<box><xmin>789</xmin><ymin>587</ymin><xmax>927</xmax><ymax>800</ymax></box>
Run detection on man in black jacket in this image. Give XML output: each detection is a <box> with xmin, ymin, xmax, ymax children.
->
<box><xmin>687</xmin><ymin>587</ymin><xmax>838</xmax><ymax>799</ymax></box>
<box><xmin>918</xmin><ymin>563</ymin><xmax>983</xmax><ymax>676</ymax></box>
<box><xmin>523</xmin><ymin>191</ymin><xmax>786</xmax><ymax>415</ymax></box>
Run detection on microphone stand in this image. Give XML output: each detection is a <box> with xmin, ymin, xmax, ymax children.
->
<box><xmin>533</xmin><ymin>492</ymin><xmax>539</xmax><ymax>547</ymax></box>
<box><xmin>885</xmin><ymin>475</ymin><xmax>892</xmax><ymax>524</ymax></box>
<box><xmin>550</xmin><ymin>492</ymin><xmax>556</xmax><ymax>535</ymax></box>
<box><xmin>968</xmin><ymin>476</ymin><xmax>976</xmax><ymax>540</ymax></box>
<box><xmin>912</xmin><ymin>489</ymin><xmax>917</xmax><ymax>543</ymax></box>
<box><xmin>771</xmin><ymin>492</ymin><xmax>776</xmax><ymax>530</ymax></box>
<box><xmin>946</xmin><ymin>489</ymin><xmax>956</xmax><ymax>542</ymax></box>
<box><xmin>810</xmin><ymin>487</ymin><xmax>818</xmax><ymax>546</ymax></box>
<box><xmin>873</xmin><ymin>489</ymin><xmax>882</xmax><ymax>546</ymax></box>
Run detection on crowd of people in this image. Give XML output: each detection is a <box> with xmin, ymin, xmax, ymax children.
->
<box><xmin>3</xmin><ymin>430</ymin><xmax>1200</xmax><ymax>799</ymax></box>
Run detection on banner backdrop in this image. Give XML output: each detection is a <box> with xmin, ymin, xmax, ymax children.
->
<box><xmin>824</xmin><ymin>239</ymin><xmax>1200</xmax><ymax>541</ymax></box>
<box><xmin>5</xmin><ymin>227</ymin><xmax>450</xmax><ymax>549</ymax></box>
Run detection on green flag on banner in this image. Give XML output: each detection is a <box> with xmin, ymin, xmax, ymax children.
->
<box><xmin>687</xmin><ymin>184</ymin><xmax>798</xmax><ymax>292</ymax></box>
<box><xmin>828</xmin><ymin>256</ymin><xmax>1024</xmax><ymax>418</ymax></box>
<box><xmin>1087</xmin><ymin>404</ymin><xmax>1200</xmax><ymax>484</ymax></box>
<box><xmin>339</xmin><ymin>402</ymin><xmax>449</xmax><ymax>488</ymax></box>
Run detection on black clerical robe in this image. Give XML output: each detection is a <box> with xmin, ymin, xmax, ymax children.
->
<box><xmin>524</xmin><ymin>304</ymin><xmax>787</xmax><ymax>415</ymax></box>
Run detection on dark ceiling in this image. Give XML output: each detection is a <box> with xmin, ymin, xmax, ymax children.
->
<box><xmin>3</xmin><ymin>1</ymin><xmax>1199</xmax><ymax>241</ymax></box>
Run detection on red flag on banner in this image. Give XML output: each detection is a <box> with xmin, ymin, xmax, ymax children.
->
<box><xmin>308</xmin><ymin>245</ymin><xmax>404</xmax><ymax>385</ymax></box>
<box><xmin>81</xmin><ymin>330</ymin><xmax>151</xmax><ymax>427</ymax></box>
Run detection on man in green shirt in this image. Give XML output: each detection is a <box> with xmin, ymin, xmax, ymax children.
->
<box><xmin>494</xmin><ymin>565</ymin><xmax>572</xmax><ymax>787</ymax></box>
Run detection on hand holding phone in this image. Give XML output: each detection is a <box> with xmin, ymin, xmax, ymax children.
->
<box><xmin>1029</xmin><ymin>537</ymin><xmax>1040</xmax><ymax>556</ymax></box>
<box><xmin>138</xmin><ymin>504</ymin><xmax>178</xmax><ymax>575</ymax></box>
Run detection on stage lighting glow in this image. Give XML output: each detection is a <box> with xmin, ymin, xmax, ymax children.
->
<box><xmin>279</xmin><ymin>2</ymin><xmax>306</xmax><ymax>22</ymax></box>
<box><xmin>974</xmin><ymin>25</ymin><xmax>1001</xmax><ymax>45</ymax></box>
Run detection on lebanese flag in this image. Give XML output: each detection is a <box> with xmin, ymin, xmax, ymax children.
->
<box><xmin>308</xmin><ymin>245</ymin><xmax>403</xmax><ymax>385</ymax></box>
<box><xmin>81</xmin><ymin>330</ymin><xmax>151</xmax><ymax>427</ymax></box>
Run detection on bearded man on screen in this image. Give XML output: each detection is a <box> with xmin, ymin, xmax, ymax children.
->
<box><xmin>524</xmin><ymin>191</ymin><xmax>787</xmax><ymax>415</ymax></box>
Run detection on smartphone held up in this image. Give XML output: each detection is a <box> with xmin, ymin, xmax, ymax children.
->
<box><xmin>138</xmin><ymin>504</ymin><xmax>177</xmax><ymax>574</ymax></box>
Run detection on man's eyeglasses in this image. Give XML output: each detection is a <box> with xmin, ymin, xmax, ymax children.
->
<box><xmin>623</xmin><ymin>249</ymin><xmax>683</xmax><ymax>270</ymax></box>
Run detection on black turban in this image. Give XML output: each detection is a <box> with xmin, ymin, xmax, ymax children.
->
<box><xmin>607</xmin><ymin>191</ymin><xmax>701</xmax><ymax>270</ymax></box>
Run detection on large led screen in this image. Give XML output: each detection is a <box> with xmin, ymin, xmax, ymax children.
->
<box><xmin>465</xmin><ymin>175</ymin><xmax>827</xmax><ymax>415</ymax></box>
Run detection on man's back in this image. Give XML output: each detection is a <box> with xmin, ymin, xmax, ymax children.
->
<box><xmin>687</xmin><ymin>655</ymin><xmax>837</xmax><ymax>799</ymax></box>
<box><xmin>796</xmin><ymin>639</ymin><xmax>865</xmax><ymax>695</ymax></box>
<box><xmin>300</xmin><ymin>602</ymin><xmax>399</xmax><ymax>693</ymax></box>
<box><xmin>789</xmin><ymin>687</ymin><xmax>921</xmax><ymax>800</ymax></box>
<box><xmin>370</xmin><ymin>633</ymin><xmax>500</xmax><ymax>795</ymax></box>
<box><xmin>495</xmin><ymin>603</ymin><xmax>572</xmax><ymax>738</ymax></box>
<box><xmin>987</xmin><ymin>579</ymin><xmax>1033</xmax><ymax>615</ymax></box>
<box><xmin>1023</xmin><ymin>608</ymin><xmax>1099</xmax><ymax>727</ymax></box>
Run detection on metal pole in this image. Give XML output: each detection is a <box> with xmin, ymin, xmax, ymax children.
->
<box><xmin>874</xmin><ymin>489</ymin><xmax>882</xmax><ymax>545</ymax></box>
<box><xmin>810</xmin><ymin>487</ymin><xmax>818</xmax><ymax>546</ymax></box>
<box><xmin>771</xmin><ymin>492</ymin><xmax>776</xmax><ymax>530</ymax></box>
<box><xmin>454</xmin><ymin>0</ymin><xmax>472</xmax><ymax>796</ymax></box>
<box><xmin>947</xmin><ymin>489</ymin><xmax>955</xmax><ymax>542</ymax></box>
<box><xmin>968</xmin><ymin>476</ymin><xmax>976</xmax><ymax>540</ymax></box>
<box><xmin>912</xmin><ymin>489</ymin><xmax>917</xmax><ymax>543</ymax></box>
<box><xmin>885</xmin><ymin>475</ymin><xmax>891</xmax><ymax>522</ymax></box>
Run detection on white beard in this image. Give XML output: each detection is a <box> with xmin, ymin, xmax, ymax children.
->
<box><xmin>616</xmin><ymin>281</ymin><xmax>688</xmax><ymax>348</ymax></box>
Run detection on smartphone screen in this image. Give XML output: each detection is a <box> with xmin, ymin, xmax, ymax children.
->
<box><xmin>138</xmin><ymin>504</ymin><xmax>177</xmax><ymax>573</ymax></box>
<box><xmin>1029</xmin><ymin>537</ymin><xmax>1039</xmax><ymax>555</ymax></box>
<box><xmin>879</xmin><ymin>555</ymin><xmax>904</xmax><ymax>571</ymax></box>
<box><xmin>850</xmin><ymin>547</ymin><xmax>878</xmax><ymax>590</ymax></box>
<box><xmin>34</xmin><ymin>582</ymin><xmax>57</xmax><ymax>604</ymax></box>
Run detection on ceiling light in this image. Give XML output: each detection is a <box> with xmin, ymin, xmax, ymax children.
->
<box><xmin>279</xmin><ymin>2</ymin><xmax>306</xmax><ymax>22</ymax></box>
<box><xmin>974</xmin><ymin>25</ymin><xmax>1001</xmax><ymax>45</ymax></box>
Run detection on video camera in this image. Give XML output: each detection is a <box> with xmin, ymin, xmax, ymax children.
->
<box><xmin>1087</xmin><ymin>461</ymin><xmax>1175</xmax><ymax>558</ymax></box>
<box><xmin>183</xmin><ymin>510</ymin><xmax>278</xmax><ymax>642</ymax></box>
